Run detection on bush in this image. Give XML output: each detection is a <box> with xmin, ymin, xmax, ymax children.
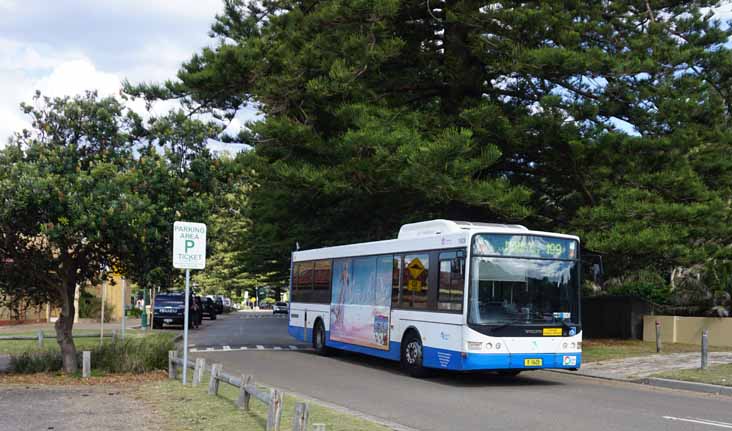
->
<box><xmin>9</xmin><ymin>333</ymin><xmax>176</xmax><ymax>374</ymax></box>
<box><xmin>605</xmin><ymin>270</ymin><xmax>670</xmax><ymax>304</ymax></box>
<box><xmin>78</xmin><ymin>292</ymin><xmax>116</xmax><ymax>322</ymax></box>
<box><xmin>92</xmin><ymin>333</ymin><xmax>176</xmax><ymax>373</ymax></box>
<box><xmin>9</xmin><ymin>350</ymin><xmax>63</xmax><ymax>374</ymax></box>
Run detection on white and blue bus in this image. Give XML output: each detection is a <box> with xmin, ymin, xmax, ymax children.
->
<box><xmin>288</xmin><ymin>219</ymin><xmax>582</xmax><ymax>377</ymax></box>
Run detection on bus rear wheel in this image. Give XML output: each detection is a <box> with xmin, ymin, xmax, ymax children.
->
<box><xmin>401</xmin><ymin>332</ymin><xmax>428</xmax><ymax>378</ymax></box>
<box><xmin>313</xmin><ymin>320</ymin><xmax>331</xmax><ymax>356</ymax></box>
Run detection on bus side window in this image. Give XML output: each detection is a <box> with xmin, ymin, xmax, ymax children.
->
<box><xmin>438</xmin><ymin>250</ymin><xmax>464</xmax><ymax>312</ymax></box>
<box><xmin>312</xmin><ymin>260</ymin><xmax>332</xmax><ymax>303</ymax></box>
<box><xmin>293</xmin><ymin>261</ymin><xmax>314</xmax><ymax>303</ymax></box>
<box><xmin>403</xmin><ymin>254</ymin><xmax>429</xmax><ymax>309</ymax></box>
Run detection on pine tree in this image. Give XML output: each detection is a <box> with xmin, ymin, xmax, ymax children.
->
<box><xmin>128</xmin><ymin>0</ymin><xmax>732</xmax><ymax>293</ymax></box>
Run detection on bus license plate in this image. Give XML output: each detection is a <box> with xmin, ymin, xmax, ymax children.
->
<box><xmin>524</xmin><ymin>358</ymin><xmax>543</xmax><ymax>367</ymax></box>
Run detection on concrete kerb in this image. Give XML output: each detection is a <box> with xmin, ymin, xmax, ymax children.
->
<box><xmin>549</xmin><ymin>369</ymin><xmax>732</xmax><ymax>397</ymax></box>
<box><xmin>187</xmin><ymin>352</ymin><xmax>417</xmax><ymax>431</ymax></box>
<box><xmin>247</xmin><ymin>380</ymin><xmax>420</xmax><ymax>431</ymax></box>
<box><xmin>639</xmin><ymin>377</ymin><xmax>732</xmax><ymax>396</ymax></box>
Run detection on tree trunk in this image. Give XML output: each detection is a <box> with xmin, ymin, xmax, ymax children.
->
<box><xmin>441</xmin><ymin>0</ymin><xmax>483</xmax><ymax>117</ymax></box>
<box><xmin>55</xmin><ymin>281</ymin><xmax>78</xmax><ymax>373</ymax></box>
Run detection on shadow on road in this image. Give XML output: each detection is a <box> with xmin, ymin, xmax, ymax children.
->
<box><xmin>293</xmin><ymin>349</ymin><xmax>564</xmax><ymax>388</ymax></box>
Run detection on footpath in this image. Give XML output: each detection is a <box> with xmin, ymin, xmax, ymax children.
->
<box><xmin>0</xmin><ymin>317</ymin><xmax>142</xmax><ymax>334</ymax></box>
<box><xmin>560</xmin><ymin>352</ymin><xmax>732</xmax><ymax>395</ymax></box>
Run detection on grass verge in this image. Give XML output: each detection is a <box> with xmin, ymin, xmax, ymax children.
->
<box><xmin>138</xmin><ymin>374</ymin><xmax>390</xmax><ymax>431</ymax></box>
<box><xmin>0</xmin><ymin>329</ymin><xmax>146</xmax><ymax>355</ymax></box>
<box><xmin>582</xmin><ymin>339</ymin><xmax>731</xmax><ymax>363</ymax></box>
<box><xmin>7</xmin><ymin>332</ymin><xmax>176</xmax><ymax>373</ymax></box>
<box><xmin>653</xmin><ymin>363</ymin><xmax>732</xmax><ymax>387</ymax></box>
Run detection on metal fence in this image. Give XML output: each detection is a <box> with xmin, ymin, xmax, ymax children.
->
<box><xmin>168</xmin><ymin>351</ymin><xmax>318</xmax><ymax>431</ymax></box>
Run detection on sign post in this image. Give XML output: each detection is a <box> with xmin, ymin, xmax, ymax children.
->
<box><xmin>121</xmin><ymin>277</ymin><xmax>126</xmax><ymax>339</ymax></box>
<box><xmin>173</xmin><ymin>221</ymin><xmax>207</xmax><ymax>385</ymax></box>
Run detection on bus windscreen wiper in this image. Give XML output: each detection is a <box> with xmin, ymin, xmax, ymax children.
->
<box><xmin>489</xmin><ymin>320</ymin><xmax>521</xmax><ymax>334</ymax></box>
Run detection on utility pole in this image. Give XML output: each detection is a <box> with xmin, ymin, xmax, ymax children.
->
<box><xmin>100</xmin><ymin>278</ymin><xmax>106</xmax><ymax>345</ymax></box>
<box><xmin>121</xmin><ymin>277</ymin><xmax>127</xmax><ymax>339</ymax></box>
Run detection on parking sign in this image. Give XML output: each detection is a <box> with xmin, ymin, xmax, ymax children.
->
<box><xmin>173</xmin><ymin>221</ymin><xmax>207</xmax><ymax>269</ymax></box>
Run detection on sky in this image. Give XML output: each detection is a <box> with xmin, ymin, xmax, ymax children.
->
<box><xmin>2</xmin><ymin>1</ymin><xmax>732</xmax><ymax>148</ymax></box>
<box><xmin>0</xmin><ymin>0</ymin><xmax>252</xmax><ymax>152</ymax></box>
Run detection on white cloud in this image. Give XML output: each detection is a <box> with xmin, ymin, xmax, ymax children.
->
<box><xmin>0</xmin><ymin>1</ymin><xmax>227</xmax><ymax>145</ymax></box>
<box><xmin>92</xmin><ymin>0</ymin><xmax>224</xmax><ymax>21</ymax></box>
<box><xmin>0</xmin><ymin>0</ymin><xmax>15</xmax><ymax>11</ymax></box>
<box><xmin>36</xmin><ymin>59</ymin><xmax>121</xmax><ymax>98</ymax></box>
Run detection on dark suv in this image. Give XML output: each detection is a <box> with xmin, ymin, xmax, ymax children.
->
<box><xmin>153</xmin><ymin>293</ymin><xmax>199</xmax><ymax>329</ymax></box>
<box><xmin>199</xmin><ymin>296</ymin><xmax>217</xmax><ymax>320</ymax></box>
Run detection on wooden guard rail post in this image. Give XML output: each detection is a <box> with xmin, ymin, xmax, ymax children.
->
<box><xmin>168</xmin><ymin>353</ymin><xmax>307</xmax><ymax>431</ymax></box>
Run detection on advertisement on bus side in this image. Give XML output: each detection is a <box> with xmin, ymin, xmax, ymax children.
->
<box><xmin>330</xmin><ymin>255</ymin><xmax>392</xmax><ymax>350</ymax></box>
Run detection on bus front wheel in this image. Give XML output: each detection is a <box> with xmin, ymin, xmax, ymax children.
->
<box><xmin>401</xmin><ymin>332</ymin><xmax>428</xmax><ymax>378</ymax></box>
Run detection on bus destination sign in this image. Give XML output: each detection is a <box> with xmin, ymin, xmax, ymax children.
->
<box><xmin>472</xmin><ymin>234</ymin><xmax>577</xmax><ymax>260</ymax></box>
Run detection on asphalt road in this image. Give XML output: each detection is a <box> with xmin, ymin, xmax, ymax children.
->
<box><xmin>188</xmin><ymin>311</ymin><xmax>308</xmax><ymax>349</ymax></box>
<box><xmin>191</xmin><ymin>312</ymin><xmax>732</xmax><ymax>431</ymax></box>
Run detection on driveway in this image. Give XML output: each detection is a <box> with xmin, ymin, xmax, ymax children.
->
<box><xmin>188</xmin><ymin>311</ymin><xmax>732</xmax><ymax>431</ymax></box>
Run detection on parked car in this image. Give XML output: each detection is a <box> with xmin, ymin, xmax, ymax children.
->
<box><xmin>273</xmin><ymin>301</ymin><xmax>288</xmax><ymax>314</ymax></box>
<box><xmin>199</xmin><ymin>296</ymin><xmax>217</xmax><ymax>320</ymax></box>
<box><xmin>153</xmin><ymin>292</ymin><xmax>199</xmax><ymax>329</ymax></box>
<box><xmin>206</xmin><ymin>295</ymin><xmax>224</xmax><ymax>314</ymax></box>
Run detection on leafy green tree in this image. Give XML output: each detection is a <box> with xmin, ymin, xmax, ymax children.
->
<box><xmin>0</xmin><ymin>92</ymin><xmax>220</xmax><ymax>372</ymax></box>
<box><xmin>129</xmin><ymin>0</ymin><xmax>732</xmax><ymax>300</ymax></box>
<box><xmin>0</xmin><ymin>92</ymin><xmax>144</xmax><ymax>372</ymax></box>
<box><xmin>114</xmin><ymin>111</ymin><xmax>222</xmax><ymax>293</ymax></box>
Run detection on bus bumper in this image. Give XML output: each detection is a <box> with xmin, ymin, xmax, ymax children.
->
<box><xmin>456</xmin><ymin>351</ymin><xmax>582</xmax><ymax>371</ymax></box>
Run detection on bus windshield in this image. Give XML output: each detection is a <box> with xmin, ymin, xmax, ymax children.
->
<box><xmin>469</xmin><ymin>234</ymin><xmax>580</xmax><ymax>326</ymax></box>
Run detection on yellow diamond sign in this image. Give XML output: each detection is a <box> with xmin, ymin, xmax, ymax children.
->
<box><xmin>407</xmin><ymin>279</ymin><xmax>423</xmax><ymax>292</ymax></box>
<box><xmin>407</xmin><ymin>258</ymin><xmax>425</xmax><ymax>279</ymax></box>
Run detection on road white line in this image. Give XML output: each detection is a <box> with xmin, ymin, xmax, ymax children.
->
<box><xmin>273</xmin><ymin>346</ymin><xmax>282</xmax><ymax>350</ymax></box>
<box><xmin>288</xmin><ymin>345</ymin><xmax>298</xmax><ymax>350</ymax></box>
<box><xmin>190</xmin><ymin>348</ymin><xmax>200</xmax><ymax>352</ymax></box>
<box><xmin>206</xmin><ymin>347</ymin><xmax>214</xmax><ymax>351</ymax></box>
<box><xmin>256</xmin><ymin>345</ymin><xmax>264</xmax><ymax>350</ymax></box>
<box><xmin>663</xmin><ymin>416</ymin><xmax>732</xmax><ymax>429</ymax></box>
<box><xmin>223</xmin><ymin>345</ymin><xmax>231</xmax><ymax>350</ymax></box>
<box><xmin>240</xmin><ymin>347</ymin><xmax>248</xmax><ymax>350</ymax></box>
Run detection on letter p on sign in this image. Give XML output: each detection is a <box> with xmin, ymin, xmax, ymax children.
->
<box><xmin>173</xmin><ymin>221</ymin><xmax>207</xmax><ymax>270</ymax></box>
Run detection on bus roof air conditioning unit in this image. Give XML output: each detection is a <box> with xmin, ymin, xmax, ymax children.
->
<box><xmin>397</xmin><ymin>219</ymin><xmax>528</xmax><ymax>240</ymax></box>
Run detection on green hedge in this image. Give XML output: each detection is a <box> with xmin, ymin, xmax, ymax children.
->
<box><xmin>10</xmin><ymin>333</ymin><xmax>176</xmax><ymax>374</ymax></box>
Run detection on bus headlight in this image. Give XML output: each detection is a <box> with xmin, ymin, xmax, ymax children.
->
<box><xmin>576</xmin><ymin>341</ymin><xmax>582</xmax><ymax>350</ymax></box>
<box><xmin>485</xmin><ymin>342</ymin><xmax>493</xmax><ymax>350</ymax></box>
<box><xmin>570</xmin><ymin>342</ymin><xmax>576</xmax><ymax>349</ymax></box>
<box><xmin>495</xmin><ymin>342</ymin><xmax>501</xmax><ymax>350</ymax></box>
<box><xmin>562</xmin><ymin>342</ymin><xmax>568</xmax><ymax>349</ymax></box>
<box><xmin>468</xmin><ymin>342</ymin><xmax>482</xmax><ymax>351</ymax></box>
